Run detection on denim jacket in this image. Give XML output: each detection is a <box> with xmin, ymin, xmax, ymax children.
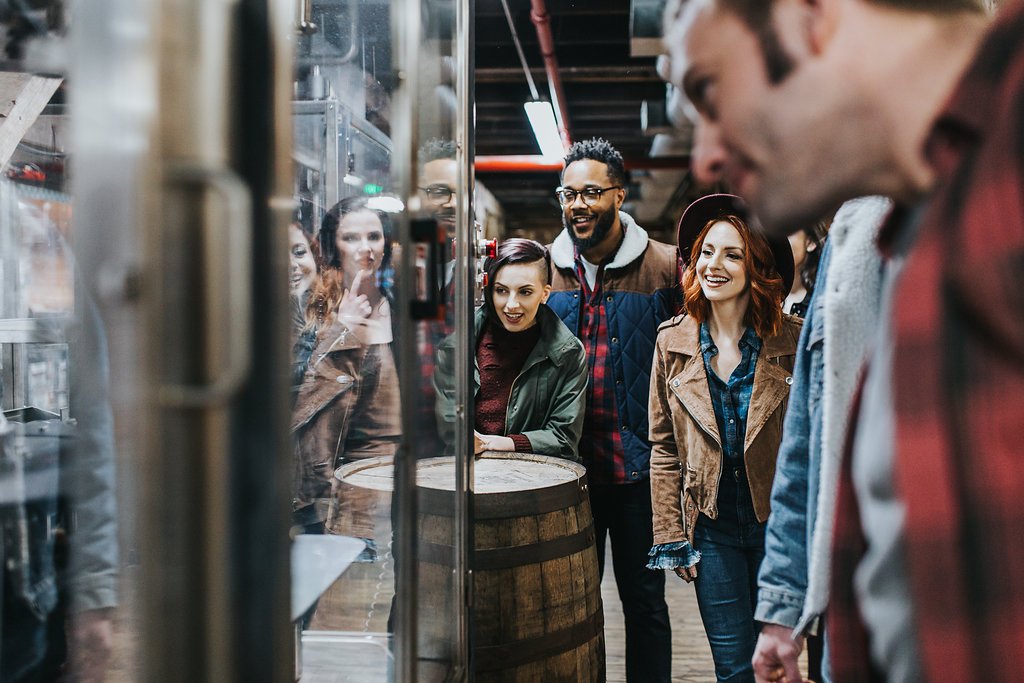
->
<box><xmin>754</xmin><ymin>242</ymin><xmax>830</xmax><ymax>630</ymax></box>
<box><xmin>755</xmin><ymin>197</ymin><xmax>890</xmax><ymax>637</ymax></box>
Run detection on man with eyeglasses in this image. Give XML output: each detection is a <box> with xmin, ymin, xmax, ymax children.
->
<box><xmin>546</xmin><ymin>137</ymin><xmax>679</xmax><ymax>682</ymax></box>
<box><xmin>419</xmin><ymin>138</ymin><xmax>458</xmax><ymax>241</ymax></box>
<box><xmin>412</xmin><ymin>138</ymin><xmax>459</xmax><ymax>461</ymax></box>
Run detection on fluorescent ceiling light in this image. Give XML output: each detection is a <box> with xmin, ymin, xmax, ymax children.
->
<box><xmin>366</xmin><ymin>195</ymin><xmax>405</xmax><ymax>213</ymax></box>
<box><xmin>524</xmin><ymin>101</ymin><xmax>563</xmax><ymax>159</ymax></box>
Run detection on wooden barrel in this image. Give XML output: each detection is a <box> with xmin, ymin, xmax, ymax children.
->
<box><xmin>334</xmin><ymin>453</ymin><xmax>606</xmax><ymax>682</ymax></box>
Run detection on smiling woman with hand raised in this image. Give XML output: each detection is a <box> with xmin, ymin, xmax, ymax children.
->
<box><xmin>435</xmin><ymin>238</ymin><xmax>588</xmax><ymax>461</ymax></box>
<box><xmin>291</xmin><ymin>198</ymin><xmax>399</xmax><ymax>556</ymax></box>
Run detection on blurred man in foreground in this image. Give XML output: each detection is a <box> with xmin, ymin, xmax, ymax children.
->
<box><xmin>663</xmin><ymin>0</ymin><xmax>1023</xmax><ymax>680</ymax></box>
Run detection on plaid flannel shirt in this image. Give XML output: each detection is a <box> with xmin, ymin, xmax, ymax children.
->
<box><xmin>700</xmin><ymin>323</ymin><xmax>761</xmax><ymax>464</ymax></box>
<box><xmin>575</xmin><ymin>255</ymin><xmax>626</xmax><ymax>484</ymax></box>
<box><xmin>829</xmin><ymin>5</ymin><xmax>1024</xmax><ymax>680</ymax></box>
<box><xmin>416</xmin><ymin>277</ymin><xmax>455</xmax><ymax>458</ymax></box>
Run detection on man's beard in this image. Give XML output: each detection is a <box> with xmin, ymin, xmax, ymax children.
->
<box><xmin>434</xmin><ymin>208</ymin><xmax>456</xmax><ymax>239</ymax></box>
<box><xmin>564</xmin><ymin>208</ymin><xmax>615</xmax><ymax>252</ymax></box>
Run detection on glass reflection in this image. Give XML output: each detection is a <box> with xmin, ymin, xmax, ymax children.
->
<box><xmin>412</xmin><ymin>139</ymin><xmax>457</xmax><ymax>462</ymax></box>
<box><xmin>289</xmin><ymin>200</ymin><xmax>400</xmax><ymax>678</ymax></box>
<box><xmin>289</xmin><ymin>0</ymin><xmax>460</xmax><ymax>679</ymax></box>
<box><xmin>0</xmin><ymin>180</ymin><xmax>119</xmax><ymax>682</ymax></box>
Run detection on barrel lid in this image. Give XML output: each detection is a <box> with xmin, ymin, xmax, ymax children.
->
<box><xmin>336</xmin><ymin>453</ymin><xmax>586</xmax><ymax>494</ymax></box>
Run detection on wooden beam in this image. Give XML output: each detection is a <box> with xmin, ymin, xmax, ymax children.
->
<box><xmin>0</xmin><ymin>73</ymin><xmax>63</xmax><ymax>169</ymax></box>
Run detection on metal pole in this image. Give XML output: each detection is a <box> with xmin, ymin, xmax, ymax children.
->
<box><xmin>392</xmin><ymin>0</ymin><xmax>421</xmax><ymax>679</ymax></box>
<box><xmin>455</xmin><ymin>0</ymin><xmax>476</xmax><ymax>677</ymax></box>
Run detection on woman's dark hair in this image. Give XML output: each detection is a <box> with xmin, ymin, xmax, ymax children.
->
<box><xmin>799</xmin><ymin>219</ymin><xmax>830</xmax><ymax>297</ymax></box>
<box><xmin>318</xmin><ymin>196</ymin><xmax>394</xmax><ymax>274</ymax></box>
<box><xmin>483</xmin><ymin>238</ymin><xmax>552</xmax><ymax>321</ymax></box>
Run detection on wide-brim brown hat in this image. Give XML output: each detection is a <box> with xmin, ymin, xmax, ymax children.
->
<box><xmin>676</xmin><ymin>193</ymin><xmax>794</xmax><ymax>295</ymax></box>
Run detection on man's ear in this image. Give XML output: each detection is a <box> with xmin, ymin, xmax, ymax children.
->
<box><xmin>774</xmin><ymin>0</ymin><xmax>839</xmax><ymax>59</ymax></box>
<box><xmin>807</xmin><ymin>0</ymin><xmax>840</xmax><ymax>55</ymax></box>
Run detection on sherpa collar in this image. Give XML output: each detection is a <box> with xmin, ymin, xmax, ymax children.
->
<box><xmin>551</xmin><ymin>211</ymin><xmax>649</xmax><ymax>270</ymax></box>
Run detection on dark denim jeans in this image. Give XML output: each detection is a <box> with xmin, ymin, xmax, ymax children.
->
<box><xmin>693</xmin><ymin>467</ymin><xmax>767</xmax><ymax>683</ymax></box>
<box><xmin>590</xmin><ymin>482</ymin><xmax>672</xmax><ymax>683</ymax></box>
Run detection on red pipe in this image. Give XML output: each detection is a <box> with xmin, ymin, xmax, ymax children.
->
<box><xmin>475</xmin><ymin>155</ymin><xmax>691</xmax><ymax>173</ymax></box>
<box><xmin>475</xmin><ymin>155</ymin><xmax>564</xmax><ymax>173</ymax></box>
<box><xmin>529</xmin><ymin>0</ymin><xmax>572</xmax><ymax>150</ymax></box>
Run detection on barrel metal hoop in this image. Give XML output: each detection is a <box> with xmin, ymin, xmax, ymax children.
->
<box><xmin>474</xmin><ymin>606</ymin><xmax>604</xmax><ymax>673</ymax></box>
<box><xmin>418</xmin><ymin>476</ymin><xmax>587</xmax><ymax>519</ymax></box>
<box><xmin>420</xmin><ymin>524</ymin><xmax>595</xmax><ymax>570</ymax></box>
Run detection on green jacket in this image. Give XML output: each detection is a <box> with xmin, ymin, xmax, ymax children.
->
<box><xmin>435</xmin><ymin>305</ymin><xmax>588</xmax><ymax>461</ymax></box>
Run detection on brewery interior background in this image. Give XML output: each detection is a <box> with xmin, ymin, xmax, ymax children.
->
<box><xmin>0</xmin><ymin>0</ymin><xmax>716</xmax><ymax>681</ymax></box>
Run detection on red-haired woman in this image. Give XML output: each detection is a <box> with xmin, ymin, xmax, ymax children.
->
<box><xmin>647</xmin><ymin>194</ymin><xmax>802</xmax><ymax>682</ymax></box>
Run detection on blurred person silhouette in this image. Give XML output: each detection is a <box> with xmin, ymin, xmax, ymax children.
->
<box><xmin>288</xmin><ymin>221</ymin><xmax>322</xmax><ymax>394</ymax></box>
<box><xmin>783</xmin><ymin>221</ymin><xmax>828</xmax><ymax>318</ymax></box>
<box><xmin>413</xmin><ymin>138</ymin><xmax>458</xmax><ymax>460</ymax></box>
<box><xmin>754</xmin><ymin>196</ymin><xmax>890</xmax><ymax>683</ymax></box>
<box><xmin>660</xmin><ymin>0</ymin><xmax>1024</xmax><ymax>680</ymax></box>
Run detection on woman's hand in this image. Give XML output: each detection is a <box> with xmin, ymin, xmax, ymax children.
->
<box><xmin>337</xmin><ymin>275</ymin><xmax>372</xmax><ymax>329</ymax></box>
<box><xmin>673</xmin><ymin>563</ymin><xmax>699</xmax><ymax>583</ymax></box>
<box><xmin>473</xmin><ymin>431</ymin><xmax>515</xmax><ymax>455</ymax></box>
<box><xmin>351</xmin><ymin>268</ymin><xmax>378</xmax><ymax>301</ymax></box>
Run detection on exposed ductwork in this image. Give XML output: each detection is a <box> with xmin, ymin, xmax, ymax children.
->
<box><xmin>630</xmin><ymin>0</ymin><xmax>669</xmax><ymax>57</ymax></box>
<box><xmin>475</xmin><ymin>154</ymin><xmax>688</xmax><ymax>173</ymax></box>
<box><xmin>528</xmin><ymin>0</ymin><xmax>572</xmax><ymax>150</ymax></box>
<box><xmin>476</xmin><ymin>0</ymin><xmax>693</xmax><ymax>234</ymax></box>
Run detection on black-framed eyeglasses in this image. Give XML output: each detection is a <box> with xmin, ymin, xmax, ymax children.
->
<box><xmin>419</xmin><ymin>185</ymin><xmax>455</xmax><ymax>205</ymax></box>
<box><xmin>554</xmin><ymin>185</ymin><xmax>622</xmax><ymax>206</ymax></box>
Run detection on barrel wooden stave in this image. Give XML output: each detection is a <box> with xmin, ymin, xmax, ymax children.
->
<box><xmin>334</xmin><ymin>454</ymin><xmax>606</xmax><ymax>682</ymax></box>
<box><xmin>467</xmin><ymin>466</ymin><xmax>604</xmax><ymax>682</ymax></box>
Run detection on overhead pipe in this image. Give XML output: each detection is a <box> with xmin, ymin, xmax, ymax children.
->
<box><xmin>475</xmin><ymin>154</ymin><xmax>690</xmax><ymax>173</ymax></box>
<box><xmin>529</xmin><ymin>0</ymin><xmax>572</xmax><ymax>150</ymax></box>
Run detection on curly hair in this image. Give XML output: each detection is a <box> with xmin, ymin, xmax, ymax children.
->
<box><xmin>305</xmin><ymin>270</ymin><xmax>345</xmax><ymax>332</ymax></box>
<box><xmin>562</xmin><ymin>137</ymin><xmax>627</xmax><ymax>187</ymax></box>
<box><xmin>681</xmin><ymin>214</ymin><xmax>785</xmax><ymax>339</ymax></box>
<box><xmin>419</xmin><ymin>137</ymin><xmax>457</xmax><ymax>167</ymax></box>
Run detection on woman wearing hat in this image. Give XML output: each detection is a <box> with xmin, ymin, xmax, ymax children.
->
<box><xmin>646</xmin><ymin>194</ymin><xmax>802</xmax><ymax>682</ymax></box>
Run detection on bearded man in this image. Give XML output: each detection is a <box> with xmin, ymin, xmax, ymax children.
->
<box><xmin>546</xmin><ymin>137</ymin><xmax>680</xmax><ymax>683</ymax></box>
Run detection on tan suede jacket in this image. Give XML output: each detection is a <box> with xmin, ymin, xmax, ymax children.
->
<box><xmin>648</xmin><ymin>314</ymin><xmax>802</xmax><ymax>547</ymax></box>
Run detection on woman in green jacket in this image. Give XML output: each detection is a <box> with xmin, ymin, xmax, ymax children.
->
<box><xmin>435</xmin><ymin>238</ymin><xmax>588</xmax><ymax>461</ymax></box>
